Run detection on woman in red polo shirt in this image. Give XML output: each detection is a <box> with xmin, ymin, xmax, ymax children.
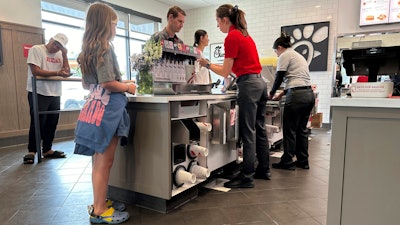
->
<box><xmin>198</xmin><ymin>4</ymin><xmax>270</xmax><ymax>188</ymax></box>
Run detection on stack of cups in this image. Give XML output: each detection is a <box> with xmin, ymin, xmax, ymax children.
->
<box><xmin>189</xmin><ymin>164</ymin><xmax>210</xmax><ymax>179</ymax></box>
<box><xmin>175</xmin><ymin>167</ymin><xmax>196</xmax><ymax>186</ymax></box>
<box><xmin>188</xmin><ymin>144</ymin><xmax>208</xmax><ymax>157</ymax></box>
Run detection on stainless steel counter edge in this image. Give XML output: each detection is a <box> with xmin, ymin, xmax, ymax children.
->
<box><xmin>331</xmin><ymin>97</ymin><xmax>400</xmax><ymax>108</ymax></box>
<box><xmin>126</xmin><ymin>94</ymin><xmax>237</xmax><ymax>103</ymax></box>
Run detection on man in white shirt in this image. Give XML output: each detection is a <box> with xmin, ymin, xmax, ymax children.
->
<box><xmin>24</xmin><ymin>33</ymin><xmax>71</xmax><ymax>164</ymax></box>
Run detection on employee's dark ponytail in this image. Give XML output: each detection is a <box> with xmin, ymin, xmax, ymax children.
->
<box><xmin>273</xmin><ymin>32</ymin><xmax>292</xmax><ymax>49</ymax></box>
<box><xmin>194</xmin><ymin>29</ymin><xmax>207</xmax><ymax>47</ymax></box>
<box><xmin>216</xmin><ymin>4</ymin><xmax>248</xmax><ymax>36</ymax></box>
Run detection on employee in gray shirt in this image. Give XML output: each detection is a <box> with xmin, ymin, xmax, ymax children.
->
<box><xmin>269</xmin><ymin>33</ymin><xmax>315</xmax><ymax>171</ymax></box>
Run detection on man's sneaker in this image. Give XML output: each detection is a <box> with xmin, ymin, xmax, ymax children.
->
<box><xmin>254</xmin><ymin>171</ymin><xmax>271</xmax><ymax>180</ymax></box>
<box><xmin>224</xmin><ymin>176</ymin><xmax>254</xmax><ymax>188</ymax></box>
<box><xmin>295</xmin><ymin>161</ymin><xmax>310</xmax><ymax>169</ymax></box>
<box><xmin>272</xmin><ymin>161</ymin><xmax>296</xmax><ymax>170</ymax></box>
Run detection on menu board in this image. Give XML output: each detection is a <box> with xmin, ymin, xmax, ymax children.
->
<box><xmin>389</xmin><ymin>0</ymin><xmax>400</xmax><ymax>23</ymax></box>
<box><xmin>360</xmin><ymin>0</ymin><xmax>390</xmax><ymax>26</ymax></box>
<box><xmin>360</xmin><ymin>0</ymin><xmax>400</xmax><ymax>26</ymax></box>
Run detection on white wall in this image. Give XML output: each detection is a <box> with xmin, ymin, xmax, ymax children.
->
<box><xmin>338</xmin><ymin>0</ymin><xmax>400</xmax><ymax>35</ymax></box>
<box><xmin>0</xmin><ymin>0</ymin><xmax>42</xmax><ymax>27</ymax></box>
<box><xmin>183</xmin><ymin>0</ymin><xmax>339</xmax><ymax>124</ymax></box>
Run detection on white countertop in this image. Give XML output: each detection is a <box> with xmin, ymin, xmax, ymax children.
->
<box><xmin>331</xmin><ymin>97</ymin><xmax>400</xmax><ymax>109</ymax></box>
<box><xmin>127</xmin><ymin>93</ymin><xmax>237</xmax><ymax>103</ymax></box>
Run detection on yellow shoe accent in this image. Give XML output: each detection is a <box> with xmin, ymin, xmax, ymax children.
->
<box><xmin>106</xmin><ymin>199</ymin><xmax>126</xmax><ymax>211</ymax></box>
<box><xmin>90</xmin><ymin>207</ymin><xmax>130</xmax><ymax>224</ymax></box>
<box><xmin>106</xmin><ymin>199</ymin><xmax>113</xmax><ymax>208</ymax></box>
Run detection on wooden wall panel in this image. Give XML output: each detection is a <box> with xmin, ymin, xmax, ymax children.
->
<box><xmin>0</xmin><ymin>21</ymin><xmax>43</xmax><ymax>137</ymax></box>
<box><xmin>0</xmin><ymin>25</ymin><xmax>22</xmax><ymax>132</ymax></box>
<box><xmin>12</xmin><ymin>28</ymin><xmax>45</xmax><ymax>129</ymax></box>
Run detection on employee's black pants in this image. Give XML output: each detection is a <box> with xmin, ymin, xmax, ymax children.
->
<box><xmin>237</xmin><ymin>74</ymin><xmax>270</xmax><ymax>178</ymax></box>
<box><xmin>27</xmin><ymin>92</ymin><xmax>60</xmax><ymax>153</ymax></box>
<box><xmin>281</xmin><ymin>88</ymin><xmax>315</xmax><ymax>164</ymax></box>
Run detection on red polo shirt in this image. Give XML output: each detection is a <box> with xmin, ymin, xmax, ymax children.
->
<box><xmin>224</xmin><ymin>25</ymin><xmax>261</xmax><ymax>77</ymax></box>
<box><xmin>357</xmin><ymin>76</ymin><xmax>368</xmax><ymax>82</ymax></box>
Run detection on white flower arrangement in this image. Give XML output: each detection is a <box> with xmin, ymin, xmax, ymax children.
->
<box><xmin>130</xmin><ymin>38</ymin><xmax>162</xmax><ymax>72</ymax></box>
<box><xmin>130</xmin><ymin>38</ymin><xmax>162</xmax><ymax>94</ymax></box>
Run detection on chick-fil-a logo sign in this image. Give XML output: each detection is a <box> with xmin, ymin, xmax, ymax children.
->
<box><xmin>210</xmin><ymin>43</ymin><xmax>225</xmax><ymax>64</ymax></box>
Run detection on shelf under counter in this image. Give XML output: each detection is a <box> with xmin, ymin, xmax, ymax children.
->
<box><xmin>170</xmin><ymin>115</ymin><xmax>208</xmax><ymax>121</ymax></box>
<box><xmin>126</xmin><ymin>93</ymin><xmax>237</xmax><ymax>103</ymax></box>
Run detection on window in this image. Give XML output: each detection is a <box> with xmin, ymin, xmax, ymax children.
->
<box><xmin>40</xmin><ymin>0</ymin><xmax>161</xmax><ymax>109</ymax></box>
<box><xmin>129</xmin><ymin>14</ymin><xmax>157</xmax><ymax>79</ymax></box>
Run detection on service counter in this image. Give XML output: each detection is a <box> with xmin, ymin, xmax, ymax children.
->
<box><xmin>108</xmin><ymin>93</ymin><xmax>238</xmax><ymax>213</ymax></box>
<box><xmin>327</xmin><ymin>97</ymin><xmax>400</xmax><ymax>225</ymax></box>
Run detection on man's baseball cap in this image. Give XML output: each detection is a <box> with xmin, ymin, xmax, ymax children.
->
<box><xmin>52</xmin><ymin>33</ymin><xmax>68</xmax><ymax>48</ymax></box>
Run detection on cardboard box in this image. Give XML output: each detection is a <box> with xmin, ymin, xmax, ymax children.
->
<box><xmin>311</xmin><ymin>113</ymin><xmax>323</xmax><ymax>128</ymax></box>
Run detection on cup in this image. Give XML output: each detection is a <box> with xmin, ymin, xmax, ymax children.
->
<box><xmin>185</xmin><ymin>64</ymin><xmax>195</xmax><ymax>81</ymax></box>
<box><xmin>195</xmin><ymin>122</ymin><xmax>212</xmax><ymax>132</ymax></box>
<box><xmin>190</xmin><ymin>164</ymin><xmax>210</xmax><ymax>178</ymax></box>
<box><xmin>188</xmin><ymin>144</ymin><xmax>209</xmax><ymax>157</ymax></box>
<box><xmin>175</xmin><ymin>168</ymin><xmax>196</xmax><ymax>185</ymax></box>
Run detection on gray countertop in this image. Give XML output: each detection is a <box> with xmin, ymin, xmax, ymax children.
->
<box><xmin>330</xmin><ymin>97</ymin><xmax>400</xmax><ymax>108</ymax></box>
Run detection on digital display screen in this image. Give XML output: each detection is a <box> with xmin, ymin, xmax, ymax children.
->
<box><xmin>360</xmin><ymin>0</ymin><xmax>400</xmax><ymax>26</ymax></box>
<box><xmin>360</xmin><ymin>0</ymin><xmax>390</xmax><ymax>26</ymax></box>
<box><xmin>342</xmin><ymin>46</ymin><xmax>400</xmax><ymax>78</ymax></box>
<box><xmin>389</xmin><ymin>0</ymin><xmax>400</xmax><ymax>23</ymax></box>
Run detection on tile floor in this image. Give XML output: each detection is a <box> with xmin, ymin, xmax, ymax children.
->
<box><xmin>0</xmin><ymin>128</ymin><xmax>331</xmax><ymax>225</ymax></box>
